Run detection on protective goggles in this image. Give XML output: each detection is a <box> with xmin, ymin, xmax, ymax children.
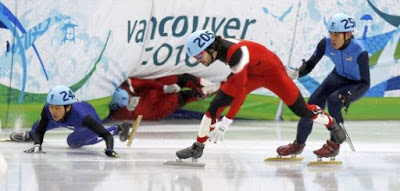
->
<box><xmin>194</xmin><ymin>52</ymin><xmax>203</xmax><ymax>59</ymax></box>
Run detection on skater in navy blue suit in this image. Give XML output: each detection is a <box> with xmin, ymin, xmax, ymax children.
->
<box><xmin>12</xmin><ymin>85</ymin><xmax>131</xmax><ymax>157</ymax></box>
<box><xmin>277</xmin><ymin>13</ymin><xmax>370</xmax><ymax>159</ymax></box>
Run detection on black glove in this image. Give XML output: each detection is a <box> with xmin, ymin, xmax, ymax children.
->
<box><xmin>297</xmin><ymin>59</ymin><xmax>307</xmax><ymax>78</ymax></box>
<box><xmin>105</xmin><ymin>149</ymin><xmax>120</xmax><ymax>158</ymax></box>
<box><xmin>338</xmin><ymin>94</ymin><xmax>351</xmax><ymax>115</ymax></box>
<box><xmin>24</xmin><ymin>144</ymin><xmax>45</xmax><ymax>153</ymax></box>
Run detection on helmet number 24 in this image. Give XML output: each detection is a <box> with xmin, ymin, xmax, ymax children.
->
<box><xmin>60</xmin><ymin>90</ymin><xmax>75</xmax><ymax>102</ymax></box>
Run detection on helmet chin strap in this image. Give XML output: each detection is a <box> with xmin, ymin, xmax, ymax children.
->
<box><xmin>205</xmin><ymin>49</ymin><xmax>216</xmax><ymax>63</ymax></box>
<box><xmin>60</xmin><ymin>105</ymin><xmax>71</xmax><ymax>122</ymax></box>
<box><xmin>339</xmin><ymin>32</ymin><xmax>351</xmax><ymax>50</ymax></box>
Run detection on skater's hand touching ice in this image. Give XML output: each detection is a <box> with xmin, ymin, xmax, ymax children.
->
<box><xmin>208</xmin><ymin>117</ymin><xmax>233</xmax><ymax>143</ymax></box>
<box><xmin>24</xmin><ymin>144</ymin><xmax>45</xmax><ymax>154</ymax></box>
<box><xmin>105</xmin><ymin>149</ymin><xmax>120</xmax><ymax>158</ymax></box>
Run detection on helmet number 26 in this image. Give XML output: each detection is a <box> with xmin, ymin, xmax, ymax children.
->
<box><xmin>193</xmin><ymin>31</ymin><xmax>215</xmax><ymax>48</ymax></box>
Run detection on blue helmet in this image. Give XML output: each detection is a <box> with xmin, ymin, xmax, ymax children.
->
<box><xmin>47</xmin><ymin>85</ymin><xmax>76</xmax><ymax>105</ymax></box>
<box><xmin>186</xmin><ymin>30</ymin><xmax>215</xmax><ymax>57</ymax></box>
<box><xmin>327</xmin><ymin>13</ymin><xmax>356</xmax><ymax>32</ymax></box>
<box><xmin>109</xmin><ymin>87</ymin><xmax>129</xmax><ymax>110</ymax></box>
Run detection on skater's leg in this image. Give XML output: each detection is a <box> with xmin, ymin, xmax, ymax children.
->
<box><xmin>288</xmin><ymin>87</ymin><xmax>332</xmax><ymax>144</ymax></box>
<box><xmin>196</xmin><ymin>91</ymin><xmax>233</xmax><ymax>143</ymax></box>
<box><xmin>178</xmin><ymin>90</ymin><xmax>202</xmax><ymax>106</ymax></box>
<box><xmin>67</xmin><ymin>128</ymin><xmax>98</xmax><ymax>148</ymax></box>
<box><xmin>176</xmin><ymin>91</ymin><xmax>233</xmax><ymax>160</ymax></box>
<box><xmin>11</xmin><ymin>120</ymin><xmax>60</xmax><ymax>142</ymax></box>
<box><xmin>273</xmin><ymin>73</ymin><xmax>346</xmax><ymax>155</ymax></box>
<box><xmin>175</xmin><ymin>77</ymin><xmax>262</xmax><ymax>160</ymax></box>
<box><xmin>67</xmin><ymin>125</ymin><xmax>117</xmax><ymax>148</ymax></box>
<box><xmin>263</xmin><ymin>69</ymin><xmax>333</xmax><ymax>126</ymax></box>
<box><xmin>175</xmin><ymin>73</ymin><xmax>221</xmax><ymax>97</ymax></box>
<box><xmin>327</xmin><ymin>85</ymin><xmax>364</xmax><ymax>142</ymax></box>
<box><xmin>327</xmin><ymin>93</ymin><xmax>344</xmax><ymax>142</ymax></box>
<box><xmin>176</xmin><ymin>73</ymin><xmax>202</xmax><ymax>88</ymax></box>
<box><xmin>155</xmin><ymin>75</ymin><xmax>178</xmax><ymax>85</ymax></box>
<box><xmin>287</xmin><ymin>81</ymin><xmax>347</xmax><ymax>143</ymax></box>
<box><xmin>295</xmin><ymin>118</ymin><xmax>314</xmax><ymax>144</ymax></box>
<box><xmin>281</xmin><ymin>91</ymin><xmax>328</xmax><ymax>148</ymax></box>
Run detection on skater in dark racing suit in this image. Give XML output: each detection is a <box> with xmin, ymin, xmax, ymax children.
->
<box><xmin>277</xmin><ymin>13</ymin><xmax>370</xmax><ymax>159</ymax></box>
<box><xmin>12</xmin><ymin>85</ymin><xmax>131</xmax><ymax>157</ymax></box>
<box><xmin>175</xmin><ymin>30</ymin><xmax>347</xmax><ymax>162</ymax></box>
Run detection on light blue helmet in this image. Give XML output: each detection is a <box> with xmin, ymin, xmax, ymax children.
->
<box><xmin>186</xmin><ymin>30</ymin><xmax>215</xmax><ymax>57</ymax></box>
<box><xmin>47</xmin><ymin>85</ymin><xmax>76</xmax><ymax>105</ymax></box>
<box><xmin>327</xmin><ymin>13</ymin><xmax>356</xmax><ymax>32</ymax></box>
<box><xmin>109</xmin><ymin>87</ymin><xmax>129</xmax><ymax>110</ymax></box>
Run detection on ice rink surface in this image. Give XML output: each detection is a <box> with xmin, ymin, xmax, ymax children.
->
<box><xmin>0</xmin><ymin>120</ymin><xmax>399</xmax><ymax>191</ymax></box>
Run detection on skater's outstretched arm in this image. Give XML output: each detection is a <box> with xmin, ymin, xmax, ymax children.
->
<box><xmin>298</xmin><ymin>38</ymin><xmax>326</xmax><ymax>77</ymax></box>
<box><xmin>82</xmin><ymin>115</ymin><xmax>119</xmax><ymax>158</ymax></box>
<box><xmin>32</xmin><ymin>107</ymin><xmax>50</xmax><ymax>147</ymax></box>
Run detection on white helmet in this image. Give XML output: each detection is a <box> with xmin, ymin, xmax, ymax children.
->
<box><xmin>47</xmin><ymin>85</ymin><xmax>76</xmax><ymax>105</ymax></box>
<box><xmin>109</xmin><ymin>88</ymin><xmax>129</xmax><ymax>110</ymax></box>
<box><xmin>327</xmin><ymin>13</ymin><xmax>356</xmax><ymax>32</ymax></box>
<box><xmin>186</xmin><ymin>30</ymin><xmax>215</xmax><ymax>57</ymax></box>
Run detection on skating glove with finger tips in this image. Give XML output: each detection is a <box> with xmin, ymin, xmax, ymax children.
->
<box><xmin>208</xmin><ymin>116</ymin><xmax>233</xmax><ymax>143</ymax></box>
<box><xmin>24</xmin><ymin>144</ymin><xmax>45</xmax><ymax>154</ymax></box>
<box><xmin>163</xmin><ymin>84</ymin><xmax>181</xmax><ymax>94</ymax></box>
<box><xmin>105</xmin><ymin>149</ymin><xmax>120</xmax><ymax>158</ymax></box>
<box><xmin>338</xmin><ymin>93</ymin><xmax>351</xmax><ymax>114</ymax></box>
<box><xmin>126</xmin><ymin>96</ymin><xmax>140</xmax><ymax>111</ymax></box>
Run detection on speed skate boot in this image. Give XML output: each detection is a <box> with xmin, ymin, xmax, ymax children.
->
<box><xmin>327</xmin><ymin>119</ymin><xmax>346</xmax><ymax>144</ymax></box>
<box><xmin>176</xmin><ymin>142</ymin><xmax>205</xmax><ymax>162</ymax></box>
<box><xmin>313</xmin><ymin>140</ymin><xmax>340</xmax><ymax>160</ymax></box>
<box><xmin>277</xmin><ymin>140</ymin><xmax>305</xmax><ymax>158</ymax></box>
<box><xmin>117</xmin><ymin>122</ymin><xmax>132</xmax><ymax>142</ymax></box>
<box><xmin>10</xmin><ymin>131</ymin><xmax>33</xmax><ymax>142</ymax></box>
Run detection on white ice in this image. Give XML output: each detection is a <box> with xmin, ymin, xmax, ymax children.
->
<box><xmin>0</xmin><ymin>120</ymin><xmax>400</xmax><ymax>191</ymax></box>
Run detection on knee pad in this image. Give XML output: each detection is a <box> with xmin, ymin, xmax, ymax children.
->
<box><xmin>67</xmin><ymin>134</ymin><xmax>83</xmax><ymax>148</ymax></box>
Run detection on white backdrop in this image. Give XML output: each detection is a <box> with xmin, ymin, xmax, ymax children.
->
<box><xmin>0</xmin><ymin>0</ymin><xmax>399</xmax><ymax>101</ymax></box>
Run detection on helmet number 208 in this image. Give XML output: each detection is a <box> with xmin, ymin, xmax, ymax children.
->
<box><xmin>193</xmin><ymin>31</ymin><xmax>215</xmax><ymax>48</ymax></box>
<box><xmin>341</xmin><ymin>18</ymin><xmax>355</xmax><ymax>30</ymax></box>
<box><xmin>60</xmin><ymin>90</ymin><xmax>75</xmax><ymax>102</ymax></box>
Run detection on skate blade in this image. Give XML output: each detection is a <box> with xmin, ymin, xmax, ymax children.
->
<box><xmin>0</xmin><ymin>139</ymin><xmax>12</xmax><ymax>142</ymax></box>
<box><xmin>265</xmin><ymin>157</ymin><xmax>303</xmax><ymax>162</ymax></box>
<box><xmin>163</xmin><ymin>160</ymin><xmax>206</xmax><ymax>168</ymax></box>
<box><xmin>307</xmin><ymin>160</ymin><xmax>342</xmax><ymax>166</ymax></box>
